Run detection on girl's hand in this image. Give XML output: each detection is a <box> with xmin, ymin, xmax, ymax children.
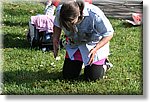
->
<box><xmin>88</xmin><ymin>47</ymin><xmax>97</xmax><ymax>65</ymax></box>
<box><xmin>87</xmin><ymin>35</ymin><xmax>113</xmax><ymax>65</ymax></box>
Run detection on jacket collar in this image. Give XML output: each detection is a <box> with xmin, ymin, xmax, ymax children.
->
<box><xmin>83</xmin><ymin>3</ymin><xmax>89</xmax><ymax>17</ymax></box>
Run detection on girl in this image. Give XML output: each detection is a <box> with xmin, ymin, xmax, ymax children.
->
<box><xmin>53</xmin><ymin>0</ymin><xmax>114</xmax><ymax>81</ymax></box>
<box><xmin>44</xmin><ymin>0</ymin><xmax>61</xmax><ymax>15</ymax></box>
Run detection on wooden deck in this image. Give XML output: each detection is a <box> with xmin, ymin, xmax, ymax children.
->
<box><xmin>93</xmin><ymin>0</ymin><xmax>143</xmax><ymax>19</ymax></box>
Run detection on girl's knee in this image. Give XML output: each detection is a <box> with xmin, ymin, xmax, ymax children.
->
<box><xmin>84</xmin><ymin>64</ymin><xmax>105</xmax><ymax>81</ymax></box>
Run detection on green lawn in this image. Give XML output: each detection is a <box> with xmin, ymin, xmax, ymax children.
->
<box><xmin>1</xmin><ymin>1</ymin><xmax>143</xmax><ymax>95</ymax></box>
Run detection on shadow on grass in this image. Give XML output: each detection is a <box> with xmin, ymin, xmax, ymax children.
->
<box><xmin>3</xmin><ymin>32</ymin><xmax>30</xmax><ymax>49</ymax></box>
<box><xmin>2</xmin><ymin>69</ymin><xmax>90</xmax><ymax>95</ymax></box>
<box><xmin>3</xmin><ymin>69</ymin><xmax>85</xmax><ymax>85</ymax></box>
<box><xmin>3</xmin><ymin>69</ymin><xmax>63</xmax><ymax>84</ymax></box>
<box><xmin>121</xmin><ymin>22</ymin><xmax>142</xmax><ymax>28</ymax></box>
<box><xmin>3</xmin><ymin>20</ymin><xmax>29</xmax><ymax>28</ymax></box>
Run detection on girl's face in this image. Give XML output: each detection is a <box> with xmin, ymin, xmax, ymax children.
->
<box><xmin>70</xmin><ymin>14</ymin><xmax>83</xmax><ymax>32</ymax></box>
<box><xmin>71</xmin><ymin>15</ymin><xmax>83</xmax><ymax>25</ymax></box>
<box><xmin>71</xmin><ymin>16</ymin><xmax>79</xmax><ymax>25</ymax></box>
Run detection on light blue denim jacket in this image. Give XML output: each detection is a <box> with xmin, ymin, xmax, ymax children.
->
<box><xmin>54</xmin><ymin>3</ymin><xmax>114</xmax><ymax>66</ymax></box>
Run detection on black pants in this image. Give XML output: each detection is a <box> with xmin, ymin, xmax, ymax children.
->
<box><xmin>62</xmin><ymin>58</ymin><xmax>105</xmax><ymax>81</ymax></box>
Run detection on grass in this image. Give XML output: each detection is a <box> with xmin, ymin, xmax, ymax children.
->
<box><xmin>1</xmin><ymin>1</ymin><xmax>143</xmax><ymax>95</ymax></box>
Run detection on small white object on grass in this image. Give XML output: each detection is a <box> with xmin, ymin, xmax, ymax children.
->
<box><xmin>55</xmin><ymin>56</ymin><xmax>61</xmax><ymax>61</ymax></box>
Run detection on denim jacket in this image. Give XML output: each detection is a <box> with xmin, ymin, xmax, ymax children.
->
<box><xmin>54</xmin><ymin>3</ymin><xmax>114</xmax><ymax>66</ymax></box>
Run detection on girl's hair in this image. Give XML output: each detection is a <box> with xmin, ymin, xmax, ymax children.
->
<box><xmin>59</xmin><ymin>0</ymin><xmax>85</xmax><ymax>32</ymax></box>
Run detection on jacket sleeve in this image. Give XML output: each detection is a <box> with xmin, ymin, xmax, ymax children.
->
<box><xmin>93</xmin><ymin>6</ymin><xmax>114</xmax><ymax>37</ymax></box>
<box><xmin>54</xmin><ymin>5</ymin><xmax>62</xmax><ymax>28</ymax></box>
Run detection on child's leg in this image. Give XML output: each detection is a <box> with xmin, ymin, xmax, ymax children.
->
<box><xmin>84</xmin><ymin>57</ymin><xmax>113</xmax><ymax>81</ymax></box>
<box><xmin>62</xmin><ymin>58</ymin><xmax>83</xmax><ymax>79</ymax></box>
<box><xmin>84</xmin><ymin>64</ymin><xmax>105</xmax><ymax>81</ymax></box>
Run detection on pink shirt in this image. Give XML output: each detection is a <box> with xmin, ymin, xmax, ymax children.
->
<box><xmin>31</xmin><ymin>15</ymin><xmax>55</xmax><ymax>33</ymax></box>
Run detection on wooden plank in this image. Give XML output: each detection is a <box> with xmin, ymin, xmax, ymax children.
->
<box><xmin>93</xmin><ymin>0</ymin><xmax>143</xmax><ymax>19</ymax></box>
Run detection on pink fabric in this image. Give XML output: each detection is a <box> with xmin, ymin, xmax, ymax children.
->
<box><xmin>92</xmin><ymin>58</ymin><xmax>106</xmax><ymax>65</ymax></box>
<box><xmin>65</xmin><ymin>49</ymin><xmax>83</xmax><ymax>62</ymax></box>
<box><xmin>84</xmin><ymin>0</ymin><xmax>92</xmax><ymax>4</ymax></box>
<box><xmin>73</xmin><ymin>49</ymin><xmax>83</xmax><ymax>61</ymax></box>
<box><xmin>65</xmin><ymin>49</ymin><xmax>106</xmax><ymax>65</ymax></box>
<box><xmin>31</xmin><ymin>15</ymin><xmax>55</xmax><ymax>32</ymax></box>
